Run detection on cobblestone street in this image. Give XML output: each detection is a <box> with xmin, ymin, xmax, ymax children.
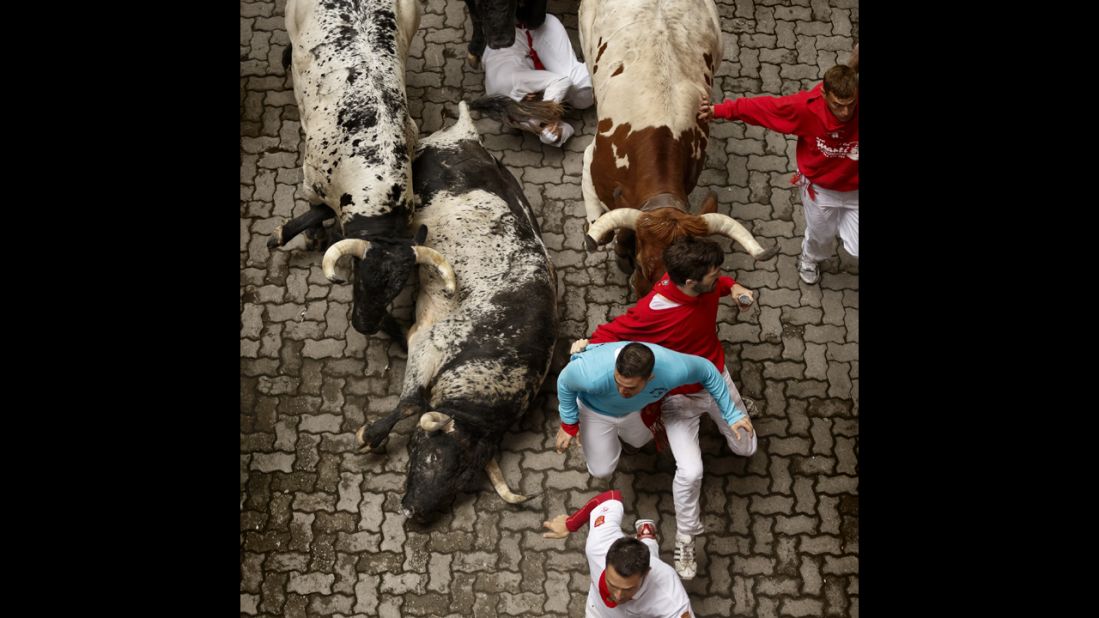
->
<box><xmin>241</xmin><ymin>1</ymin><xmax>858</xmax><ymax>615</ymax></box>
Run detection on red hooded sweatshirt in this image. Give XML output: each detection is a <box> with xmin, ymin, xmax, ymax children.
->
<box><xmin>713</xmin><ymin>83</ymin><xmax>858</xmax><ymax>192</ymax></box>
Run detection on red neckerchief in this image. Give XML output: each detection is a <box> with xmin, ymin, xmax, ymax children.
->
<box><xmin>597</xmin><ymin>570</ymin><xmax>619</xmax><ymax>607</ymax></box>
<box><xmin>518</xmin><ymin>23</ymin><xmax>546</xmax><ymax>70</ymax></box>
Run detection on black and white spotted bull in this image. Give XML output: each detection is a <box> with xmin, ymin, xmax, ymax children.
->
<box><xmin>269</xmin><ymin>0</ymin><xmax>450</xmax><ymax>346</ymax></box>
<box><xmin>355</xmin><ymin>102</ymin><xmax>558</xmax><ymax>522</ymax></box>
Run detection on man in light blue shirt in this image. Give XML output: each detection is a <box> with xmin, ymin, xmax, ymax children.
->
<box><xmin>555</xmin><ymin>341</ymin><xmax>746</xmax><ymax>480</ymax></box>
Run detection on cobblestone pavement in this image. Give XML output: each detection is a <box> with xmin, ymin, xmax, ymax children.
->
<box><xmin>241</xmin><ymin>1</ymin><xmax>858</xmax><ymax>616</ymax></box>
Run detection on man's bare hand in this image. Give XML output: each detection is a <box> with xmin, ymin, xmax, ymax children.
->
<box><xmin>731</xmin><ymin>283</ymin><xmax>754</xmax><ymax>310</ymax></box>
<box><xmin>730</xmin><ymin>416</ymin><xmax>754</xmax><ymax>442</ymax></box>
<box><xmin>570</xmin><ymin>338</ymin><xmax>590</xmax><ymax>354</ymax></box>
<box><xmin>556</xmin><ymin>427</ymin><xmax>575</xmax><ymax>453</ymax></box>
<box><xmin>542</xmin><ymin>514</ymin><xmax>570</xmax><ymax>539</ymax></box>
<box><xmin>697</xmin><ymin>97</ymin><xmax>714</xmax><ymax>123</ymax></box>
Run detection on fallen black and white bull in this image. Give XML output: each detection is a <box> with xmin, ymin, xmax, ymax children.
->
<box><xmin>270</xmin><ymin>0</ymin><xmax>447</xmax><ymax>346</ymax></box>
<box><xmin>356</xmin><ymin>101</ymin><xmax>558</xmax><ymax>521</ymax></box>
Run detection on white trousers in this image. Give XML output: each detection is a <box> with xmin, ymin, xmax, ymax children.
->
<box><xmin>482</xmin><ymin>14</ymin><xmax>594</xmax><ymax>109</ymax></box>
<box><xmin>662</xmin><ymin>369</ymin><xmax>757</xmax><ymax>537</ymax></box>
<box><xmin>799</xmin><ymin>180</ymin><xmax>859</xmax><ymax>263</ymax></box>
<box><xmin>578</xmin><ymin>399</ymin><xmax>652</xmax><ymax>479</ymax></box>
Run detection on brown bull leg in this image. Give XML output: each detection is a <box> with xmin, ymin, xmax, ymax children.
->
<box><xmin>267</xmin><ymin>204</ymin><xmax>336</xmax><ymax>249</ymax></box>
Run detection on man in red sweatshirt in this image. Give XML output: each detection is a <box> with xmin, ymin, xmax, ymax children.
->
<box><xmin>699</xmin><ymin>61</ymin><xmax>858</xmax><ymax>284</ymax></box>
<box><xmin>569</xmin><ymin>236</ymin><xmax>756</xmax><ymax>580</ymax></box>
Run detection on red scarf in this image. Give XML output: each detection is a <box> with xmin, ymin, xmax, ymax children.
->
<box><xmin>640</xmin><ymin>399</ymin><xmax>670</xmax><ymax>453</ymax></box>
<box><xmin>519</xmin><ymin>24</ymin><xmax>546</xmax><ymax>70</ymax></box>
<box><xmin>597</xmin><ymin>570</ymin><xmax>619</xmax><ymax>607</ymax></box>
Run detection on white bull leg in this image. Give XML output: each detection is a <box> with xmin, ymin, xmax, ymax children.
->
<box><xmin>582</xmin><ymin>141</ymin><xmax>607</xmax><ymax>225</ymax></box>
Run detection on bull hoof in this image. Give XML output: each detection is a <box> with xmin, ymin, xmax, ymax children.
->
<box><xmin>466</xmin><ymin>52</ymin><xmax>480</xmax><ymax>69</ymax></box>
<box><xmin>357</xmin><ymin>421</ymin><xmax>392</xmax><ymax>451</ymax></box>
<box><xmin>754</xmin><ymin>243</ymin><xmax>780</xmax><ymax>261</ymax></box>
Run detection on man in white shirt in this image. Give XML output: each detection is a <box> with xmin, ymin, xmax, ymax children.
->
<box><xmin>543</xmin><ymin>489</ymin><xmax>695</xmax><ymax>618</ymax></box>
<box><xmin>481</xmin><ymin>13</ymin><xmax>593</xmax><ymax>146</ymax></box>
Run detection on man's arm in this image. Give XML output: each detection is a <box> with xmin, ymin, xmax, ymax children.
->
<box><xmin>680</xmin><ymin>353</ymin><xmax>744</xmax><ymax>426</ymax></box>
<box><xmin>542</xmin><ymin>489</ymin><xmax>623</xmax><ymax>538</ymax></box>
<box><xmin>710</xmin><ymin>93</ymin><xmax>804</xmax><ymax>135</ymax></box>
<box><xmin>555</xmin><ymin>362</ymin><xmax>585</xmax><ymax>452</ymax></box>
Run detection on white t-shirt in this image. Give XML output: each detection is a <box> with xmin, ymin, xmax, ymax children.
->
<box><xmin>582</xmin><ymin>499</ymin><xmax>695</xmax><ymax>618</ymax></box>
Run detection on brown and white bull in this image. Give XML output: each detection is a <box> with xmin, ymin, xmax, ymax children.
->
<box><xmin>269</xmin><ymin>0</ymin><xmax>452</xmax><ymax>346</ymax></box>
<box><xmin>355</xmin><ymin>102</ymin><xmax>558</xmax><ymax>522</ymax></box>
<box><xmin>578</xmin><ymin>0</ymin><xmax>778</xmax><ymax>297</ymax></box>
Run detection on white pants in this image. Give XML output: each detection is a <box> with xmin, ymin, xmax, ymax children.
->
<box><xmin>482</xmin><ymin>14</ymin><xmax>594</xmax><ymax>109</ymax></box>
<box><xmin>578</xmin><ymin>399</ymin><xmax>653</xmax><ymax>479</ymax></box>
<box><xmin>799</xmin><ymin>179</ymin><xmax>859</xmax><ymax>263</ymax></box>
<box><xmin>662</xmin><ymin>369</ymin><xmax>757</xmax><ymax>537</ymax></box>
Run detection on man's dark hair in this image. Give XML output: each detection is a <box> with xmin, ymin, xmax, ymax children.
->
<box><xmin>663</xmin><ymin>236</ymin><xmax>724</xmax><ymax>285</ymax></box>
<box><xmin>606</xmin><ymin>537</ymin><xmax>652</xmax><ymax>578</ymax></box>
<box><xmin>615</xmin><ymin>343</ymin><xmax>655</xmax><ymax>378</ymax></box>
<box><xmin>823</xmin><ymin>64</ymin><xmax>858</xmax><ymax>99</ymax></box>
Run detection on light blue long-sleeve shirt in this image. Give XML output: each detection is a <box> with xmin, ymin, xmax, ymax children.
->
<box><xmin>557</xmin><ymin>341</ymin><xmax>744</xmax><ymax>426</ymax></box>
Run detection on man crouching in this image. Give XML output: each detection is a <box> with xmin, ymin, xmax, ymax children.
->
<box><xmin>543</xmin><ymin>490</ymin><xmax>695</xmax><ymax>617</ymax></box>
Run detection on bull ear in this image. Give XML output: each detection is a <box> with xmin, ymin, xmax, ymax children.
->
<box><xmin>414</xmin><ymin>224</ymin><xmax>428</xmax><ymax>245</ymax></box>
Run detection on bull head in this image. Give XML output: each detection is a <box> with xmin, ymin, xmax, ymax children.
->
<box><xmin>584</xmin><ymin>192</ymin><xmax>778</xmax><ymax>296</ymax></box>
<box><xmin>465</xmin><ymin>0</ymin><xmax>548</xmax><ymax>65</ymax></box>
<box><xmin>469</xmin><ymin>0</ymin><xmax>519</xmax><ymax>50</ymax></box>
<box><xmin>357</xmin><ymin>409</ymin><xmax>534</xmax><ymax>523</ymax></box>
<box><xmin>399</xmin><ymin>412</ymin><xmax>533</xmax><ymax>522</ymax></box>
<box><xmin>321</xmin><ymin>230</ymin><xmax>456</xmax><ymax>339</ymax></box>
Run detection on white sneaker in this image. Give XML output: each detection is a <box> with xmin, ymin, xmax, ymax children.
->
<box><xmin>797</xmin><ymin>254</ymin><xmax>819</xmax><ymax>284</ymax></box>
<box><xmin>674</xmin><ymin>533</ymin><xmax>697</xmax><ymax>580</ymax></box>
<box><xmin>634</xmin><ymin>519</ymin><xmax>657</xmax><ymax>541</ymax></box>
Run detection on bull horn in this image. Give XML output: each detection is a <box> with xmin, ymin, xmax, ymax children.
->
<box><xmin>322</xmin><ymin>239</ymin><xmax>371</xmax><ymax>283</ymax></box>
<box><xmin>413</xmin><ymin>246</ymin><xmax>457</xmax><ymax>294</ymax></box>
<box><xmin>586</xmin><ymin>209</ymin><xmax>642</xmax><ymax>249</ymax></box>
<box><xmin>701</xmin><ymin>213</ymin><xmax>779</xmax><ymax>260</ymax></box>
<box><xmin>485</xmin><ymin>457</ymin><xmax>535</xmax><ymax>504</ymax></box>
<box><xmin>419</xmin><ymin>412</ymin><xmax>454</xmax><ymax>433</ymax></box>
